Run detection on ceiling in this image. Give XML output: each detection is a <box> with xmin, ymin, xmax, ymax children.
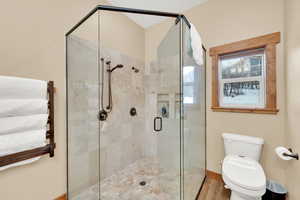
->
<box><xmin>106</xmin><ymin>0</ymin><xmax>208</xmax><ymax>28</ymax></box>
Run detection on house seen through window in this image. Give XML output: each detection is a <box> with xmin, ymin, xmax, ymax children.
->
<box><xmin>219</xmin><ymin>48</ymin><xmax>266</xmax><ymax>108</ymax></box>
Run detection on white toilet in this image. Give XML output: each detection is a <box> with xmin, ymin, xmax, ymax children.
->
<box><xmin>222</xmin><ymin>133</ymin><xmax>266</xmax><ymax>200</ymax></box>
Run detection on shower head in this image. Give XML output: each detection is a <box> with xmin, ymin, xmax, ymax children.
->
<box><xmin>109</xmin><ymin>64</ymin><xmax>124</xmax><ymax>73</ymax></box>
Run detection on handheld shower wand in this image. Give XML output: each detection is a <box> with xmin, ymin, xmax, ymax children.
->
<box><xmin>99</xmin><ymin>58</ymin><xmax>108</xmax><ymax>121</ymax></box>
<box><xmin>106</xmin><ymin>61</ymin><xmax>113</xmax><ymax>112</ymax></box>
<box><xmin>98</xmin><ymin>58</ymin><xmax>124</xmax><ymax>121</ymax></box>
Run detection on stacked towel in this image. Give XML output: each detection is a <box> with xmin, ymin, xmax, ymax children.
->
<box><xmin>0</xmin><ymin>76</ymin><xmax>47</xmax><ymax>99</ymax></box>
<box><xmin>0</xmin><ymin>76</ymin><xmax>48</xmax><ymax>171</ymax></box>
<box><xmin>0</xmin><ymin>100</ymin><xmax>48</xmax><ymax>117</ymax></box>
<box><xmin>0</xmin><ymin>114</ymin><xmax>48</xmax><ymax>135</ymax></box>
<box><xmin>0</xmin><ymin>129</ymin><xmax>46</xmax><ymax>155</ymax></box>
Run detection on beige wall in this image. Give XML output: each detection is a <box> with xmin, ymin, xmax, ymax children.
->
<box><xmin>0</xmin><ymin>0</ymin><xmax>298</xmax><ymax>199</ymax></box>
<box><xmin>145</xmin><ymin>19</ymin><xmax>174</xmax><ymax>64</ymax></box>
<box><xmin>73</xmin><ymin>8</ymin><xmax>145</xmax><ymax>62</ymax></box>
<box><xmin>146</xmin><ymin>0</ymin><xmax>287</xmax><ymax>184</ymax></box>
<box><xmin>285</xmin><ymin>0</ymin><xmax>300</xmax><ymax>199</ymax></box>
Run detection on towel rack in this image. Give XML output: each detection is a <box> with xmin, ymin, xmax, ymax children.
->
<box><xmin>0</xmin><ymin>81</ymin><xmax>56</xmax><ymax>167</ymax></box>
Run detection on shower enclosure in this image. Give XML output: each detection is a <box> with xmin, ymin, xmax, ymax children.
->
<box><xmin>66</xmin><ymin>5</ymin><xmax>206</xmax><ymax>200</ymax></box>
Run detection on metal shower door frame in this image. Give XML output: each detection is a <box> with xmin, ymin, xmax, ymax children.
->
<box><xmin>65</xmin><ymin>5</ymin><xmax>191</xmax><ymax>37</ymax></box>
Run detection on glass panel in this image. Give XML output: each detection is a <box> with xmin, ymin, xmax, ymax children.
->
<box><xmin>183</xmin><ymin>66</ymin><xmax>195</xmax><ymax>82</ymax></box>
<box><xmin>220</xmin><ymin>49</ymin><xmax>264</xmax><ymax>79</ymax></box>
<box><xmin>182</xmin><ymin>21</ymin><xmax>206</xmax><ymax>200</ymax></box>
<box><xmin>67</xmin><ymin>11</ymin><xmax>100</xmax><ymax>200</ymax></box>
<box><xmin>222</xmin><ymin>81</ymin><xmax>262</xmax><ymax>105</ymax></box>
<box><xmin>219</xmin><ymin>49</ymin><xmax>266</xmax><ymax>108</ymax></box>
<box><xmin>156</xmin><ymin>23</ymin><xmax>181</xmax><ymax>200</ymax></box>
<box><xmin>97</xmin><ymin>11</ymin><xmax>181</xmax><ymax>200</ymax></box>
<box><xmin>183</xmin><ymin>85</ymin><xmax>194</xmax><ymax>104</ymax></box>
<box><xmin>98</xmin><ymin>11</ymin><xmax>149</xmax><ymax>200</ymax></box>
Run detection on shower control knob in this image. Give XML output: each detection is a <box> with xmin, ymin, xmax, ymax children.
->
<box><xmin>130</xmin><ymin>107</ymin><xmax>137</xmax><ymax>116</ymax></box>
<box><xmin>98</xmin><ymin>110</ymin><xmax>108</xmax><ymax>121</ymax></box>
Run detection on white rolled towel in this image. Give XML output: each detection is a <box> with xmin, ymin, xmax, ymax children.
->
<box><xmin>0</xmin><ymin>114</ymin><xmax>48</xmax><ymax>135</ymax></box>
<box><xmin>0</xmin><ymin>76</ymin><xmax>47</xmax><ymax>100</ymax></box>
<box><xmin>0</xmin><ymin>99</ymin><xmax>48</xmax><ymax>117</ymax></box>
<box><xmin>0</xmin><ymin>129</ymin><xmax>46</xmax><ymax>156</ymax></box>
<box><xmin>190</xmin><ymin>23</ymin><xmax>204</xmax><ymax>66</ymax></box>
<box><xmin>0</xmin><ymin>129</ymin><xmax>46</xmax><ymax>171</ymax></box>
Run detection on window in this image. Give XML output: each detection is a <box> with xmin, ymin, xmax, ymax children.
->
<box><xmin>183</xmin><ymin>66</ymin><xmax>195</xmax><ymax>104</ymax></box>
<box><xmin>219</xmin><ymin>49</ymin><xmax>266</xmax><ymax>108</ymax></box>
<box><xmin>209</xmin><ymin>32</ymin><xmax>280</xmax><ymax>114</ymax></box>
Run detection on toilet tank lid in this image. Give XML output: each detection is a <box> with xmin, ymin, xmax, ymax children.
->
<box><xmin>223</xmin><ymin>133</ymin><xmax>264</xmax><ymax>145</ymax></box>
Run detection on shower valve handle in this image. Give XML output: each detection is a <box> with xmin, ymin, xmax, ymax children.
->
<box><xmin>98</xmin><ymin>110</ymin><xmax>108</xmax><ymax>121</ymax></box>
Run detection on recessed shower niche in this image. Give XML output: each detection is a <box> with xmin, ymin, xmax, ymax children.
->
<box><xmin>156</xmin><ymin>93</ymin><xmax>182</xmax><ymax>119</ymax></box>
<box><xmin>66</xmin><ymin>5</ymin><xmax>206</xmax><ymax>200</ymax></box>
<box><xmin>157</xmin><ymin>94</ymin><xmax>170</xmax><ymax>118</ymax></box>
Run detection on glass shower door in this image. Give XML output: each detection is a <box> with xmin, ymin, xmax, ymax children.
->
<box><xmin>97</xmin><ymin>12</ymin><xmax>183</xmax><ymax>200</ymax></box>
<box><xmin>66</xmin><ymin>11</ymin><xmax>100</xmax><ymax>200</ymax></box>
<box><xmin>182</xmin><ymin>21</ymin><xmax>206</xmax><ymax>199</ymax></box>
<box><xmin>156</xmin><ymin>23</ymin><xmax>182</xmax><ymax>200</ymax></box>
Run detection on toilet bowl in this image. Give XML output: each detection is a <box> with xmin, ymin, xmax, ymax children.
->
<box><xmin>222</xmin><ymin>133</ymin><xmax>266</xmax><ymax>200</ymax></box>
<box><xmin>222</xmin><ymin>155</ymin><xmax>266</xmax><ymax>200</ymax></box>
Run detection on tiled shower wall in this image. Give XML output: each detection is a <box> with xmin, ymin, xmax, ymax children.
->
<box><xmin>68</xmin><ymin>35</ymin><xmax>146</xmax><ymax>194</ymax></box>
<box><xmin>99</xmin><ymin>44</ymin><xmax>146</xmax><ymax>180</ymax></box>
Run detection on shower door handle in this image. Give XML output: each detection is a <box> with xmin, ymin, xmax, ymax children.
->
<box><xmin>154</xmin><ymin>117</ymin><xmax>162</xmax><ymax>132</ymax></box>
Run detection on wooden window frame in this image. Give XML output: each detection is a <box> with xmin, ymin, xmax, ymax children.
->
<box><xmin>209</xmin><ymin>32</ymin><xmax>280</xmax><ymax>114</ymax></box>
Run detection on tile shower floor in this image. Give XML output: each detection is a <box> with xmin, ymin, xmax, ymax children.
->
<box><xmin>73</xmin><ymin>157</ymin><xmax>181</xmax><ymax>200</ymax></box>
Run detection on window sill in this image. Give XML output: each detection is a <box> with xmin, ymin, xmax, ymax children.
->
<box><xmin>211</xmin><ymin>106</ymin><xmax>279</xmax><ymax>114</ymax></box>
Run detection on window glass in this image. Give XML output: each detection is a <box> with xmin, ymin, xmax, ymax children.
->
<box><xmin>183</xmin><ymin>66</ymin><xmax>195</xmax><ymax>104</ymax></box>
<box><xmin>184</xmin><ymin>66</ymin><xmax>195</xmax><ymax>82</ymax></box>
<box><xmin>219</xmin><ymin>49</ymin><xmax>266</xmax><ymax>108</ymax></box>
<box><xmin>184</xmin><ymin>85</ymin><xmax>194</xmax><ymax>104</ymax></box>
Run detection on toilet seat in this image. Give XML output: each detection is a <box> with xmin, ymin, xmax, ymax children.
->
<box><xmin>222</xmin><ymin>155</ymin><xmax>266</xmax><ymax>197</ymax></box>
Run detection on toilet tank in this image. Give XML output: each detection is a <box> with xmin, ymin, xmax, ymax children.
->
<box><xmin>223</xmin><ymin>133</ymin><xmax>264</xmax><ymax>161</ymax></box>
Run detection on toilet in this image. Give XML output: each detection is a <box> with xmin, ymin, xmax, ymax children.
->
<box><xmin>222</xmin><ymin>133</ymin><xmax>266</xmax><ymax>200</ymax></box>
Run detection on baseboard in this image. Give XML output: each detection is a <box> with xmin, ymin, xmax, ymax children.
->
<box><xmin>206</xmin><ymin>169</ymin><xmax>223</xmax><ymax>182</ymax></box>
<box><xmin>54</xmin><ymin>194</ymin><xmax>66</xmax><ymax>200</ymax></box>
